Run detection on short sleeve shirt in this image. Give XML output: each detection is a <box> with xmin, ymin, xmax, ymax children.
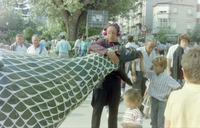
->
<box><xmin>123</xmin><ymin>108</ymin><xmax>143</xmax><ymax>127</ymax></box>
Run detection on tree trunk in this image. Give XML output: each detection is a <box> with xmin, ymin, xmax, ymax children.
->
<box><xmin>63</xmin><ymin>10</ymin><xmax>83</xmax><ymax>41</ymax></box>
<box><xmin>66</xmin><ymin>19</ymin><xmax>78</xmax><ymax>41</ymax></box>
<box><xmin>53</xmin><ymin>0</ymin><xmax>93</xmax><ymax>41</ymax></box>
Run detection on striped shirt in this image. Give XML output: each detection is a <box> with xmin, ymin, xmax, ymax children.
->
<box><xmin>123</xmin><ymin>108</ymin><xmax>143</xmax><ymax>127</ymax></box>
<box><xmin>145</xmin><ymin>70</ymin><xmax>180</xmax><ymax>102</ymax></box>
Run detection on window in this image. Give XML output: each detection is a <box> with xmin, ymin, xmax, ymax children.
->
<box><xmin>159</xmin><ymin>19</ymin><xmax>168</xmax><ymax>28</ymax></box>
<box><xmin>197</xmin><ymin>4</ymin><xmax>200</xmax><ymax>12</ymax></box>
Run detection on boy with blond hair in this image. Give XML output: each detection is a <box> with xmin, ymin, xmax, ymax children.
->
<box><xmin>144</xmin><ymin>55</ymin><xmax>180</xmax><ymax>128</ymax></box>
<box><xmin>165</xmin><ymin>46</ymin><xmax>200</xmax><ymax>127</ymax></box>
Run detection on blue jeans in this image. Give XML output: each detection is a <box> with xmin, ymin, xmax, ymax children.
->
<box><xmin>79</xmin><ymin>50</ymin><xmax>87</xmax><ymax>57</ymax></box>
<box><xmin>151</xmin><ymin>97</ymin><xmax>166</xmax><ymax>128</ymax></box>
<box><xmin>72</xmin><ymin>47</ymin><xmax>79</xmax><ymax>58</ymax></box>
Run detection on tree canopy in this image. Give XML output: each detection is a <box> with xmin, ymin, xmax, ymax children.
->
<box><xmin>1</xmin><ymin>0</ymin><xmax>137</xmax><ymax>41</ymax></box>
<box><xmin>187</xmin><ymin>24</ymin><xmax>200</xmax><ymax>43</ymax></box>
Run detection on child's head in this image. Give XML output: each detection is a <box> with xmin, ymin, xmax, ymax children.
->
<box><xmin>123</xmin><ymin>89</ymin><xmax>141</xmax><ymax>109</ymax></box>
<box><xmin>181</xmin><ymin>46</ymin><xmax>200</xmax><ymax>84</ymax></box>
<box><xmin>178</xmin><ymin>34</ymin><xmax>190</xmax><ymax>49</ymax></box>
<box><xmin>152</xmin><ymin>55</ymin><xmax>167</xmax><ymax>75</ymax></box>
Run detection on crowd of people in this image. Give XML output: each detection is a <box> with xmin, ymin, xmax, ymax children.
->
<box><xmin>0</xmin><ymin>23</ymin><xmax>200</xmax><ymax>128</ymax></box>
<box><xmin>88</xmin><ymin>23</ymin><xmax>200</xmax><ymax>128</ymax></box>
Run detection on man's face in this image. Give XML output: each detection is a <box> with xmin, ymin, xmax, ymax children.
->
<box><xmin>32</xmin><ymin>36</ymin><xmax>40</xmax><ymax>48</ymax></box>
<box><xmin>106</xmin><ymin>26</ymin><xmax>117</xmax><ymax>42</ymax></box>
<box><xmin>145</xmin><ymin>42</ymin><xmax>155</xmax><ymax>54</ymax></box>
<box><xmin>180</xmin><ymin>39</ymin><xmax>189</xmax><ymax>49</ymax></box>
<box><xmin>16</xmin><ymin>37</ymin><xmax>23</xmax><ymax>45</ymax></box>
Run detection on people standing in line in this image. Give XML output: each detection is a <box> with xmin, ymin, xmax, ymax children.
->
<box><xmin>79</xmin><ymin>36</ymin><xmax>89</xmax><ymax>57</ymax></box>
<box><xmin>89</xmin><ymin>23</ymin><xmax>124</xmax><ymax>128</ymax></box>
<box><xmin>121</xmin><ymin>89</ymin><xmax>143</xmax><ymax>128</ymax></box>
<box><xmin>171</xmin><ymin>34</ymin><xmax>190</xmax><ymax>86</ymax></box>
<box><xmin>55</xmin><ymin>35</ymin><xmax>71</xmax><ymax>59</ymax></box>
<box><xmin>144</xmin><ymin>55</ymin><xmax>181</xmax><ymax>128</ymax></box>
<box><xmin>72</xmin><ymin>36</ymin><xmax>82</xmax><ymax>58</ymax></box>
<box><xmin>158</xmin><ymin>42</ymin><xmax>165</xmax><ymax>55</ymax></box>
<box><xmin>10</xmin><ymin>34</ymin><xmax>30</xmax><ymax>53</ymax></box>
<box><xmin>27</xmin><ymin>34</ymin><xmax>48</xmax><ymax>56</ymax></box>
<box><xmin>165</xmin><ymin>46</ymin><xmax>200</xmax><ymax>128</ymax></box>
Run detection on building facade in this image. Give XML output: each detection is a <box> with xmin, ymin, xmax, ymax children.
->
<box><xmin>153</xmin><ymin>1</ymin><xmax>196</xmax><ymax>34</ymax></box>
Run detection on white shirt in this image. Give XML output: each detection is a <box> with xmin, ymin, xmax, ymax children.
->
<box><xmin>73</xmin><ymin>39</ymin><xmax>81</xmax><ymax>48</ymax></box>
<box><xmin>27</xmin><ymin>45</ymin><xmax>48</xmax><ymax>56</ymax></box>
<box><xmin>15</xmin><ymin>44</ymin><xmax>28</xmax><ymax>53</ymax></box>
<box><xmin>145</xmin><ymin>70</ymin><xmax>180</xmax><ymax>102</ymax></box>
<box><xmin>125</xmin><ymin>42</ymin><xmax>139</xmax><ymax>49</ymax></box>
<box><xmin>137</xmin><ymin>46</ymin><xmax>156</xmax><ymax>71</ymax></box>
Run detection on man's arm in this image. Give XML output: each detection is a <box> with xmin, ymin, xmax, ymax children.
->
<box><xmin>132</xmin><ymin>61</ymin><xmax>137</xmax><ymax>83</ymax></box>
<box><xmin>167</xmin><ymin>58</ymin><xmax>171</xmax><ymax>76</ymax></box>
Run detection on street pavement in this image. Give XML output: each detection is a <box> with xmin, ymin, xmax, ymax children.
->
<box><xmin>59</xmin><ymin>87</ymin><xmax>151</xmax><ymax>128</ymax></box>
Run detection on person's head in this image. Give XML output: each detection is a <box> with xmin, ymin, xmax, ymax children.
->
<box><xmin>16</xmin><ymin>34</ymin><xmax>24</xmax><ymax>45</ymax></box>
<box><xmin>60</xmin><ymin>35</ymin><xmax>65</xmax><ymax>40</ymax></box>
<box><xmin>123</xmin><ymin>89</ymin><xmax>141</xmax><ymax>109</ymax></box>
<box><xmin>152</xmin><ymin>55</ymin><xmax>167</xmax><ymax>75</ymax></box>
<box><xmin>82</xmin><ymin>35</ymin><xmax>86</xmax><ymax>41</ymax></box>
<box><xmin>145</xmin><ymin>38</ymin><xmax>155</xmax><ymax>54</ymax></box>
<box><xmin>32</xmin><ymin>34</ymin><xmax>40</xmax><ymax>48</ymax></box>
<box><xmin>127</xmin><ymin>35</ymin><xmax>134</xmax><ymax>42</ymax></box>
<box><xmin>181</xmin><ymin>46</ymin><xmax>200</xmax><ymax>84</ymax></box>
<box><xmin>178</xmin><ymin>34</ymin><xmax>190</xmax><ymax>49</ymax></box>
<box><xmin>103</xmin><ymin>23</ymin><xmax>121</xmax><ymax>43</ymax></box>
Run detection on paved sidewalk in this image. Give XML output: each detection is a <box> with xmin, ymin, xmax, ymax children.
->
<box><xmin>59</xmin><ymin>91</ymin><xmax>151</xmax><ymax>128</ymax></box>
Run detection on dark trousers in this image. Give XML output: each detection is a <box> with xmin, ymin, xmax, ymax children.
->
<box><xmin>91</xmin><ymin>74</ymin><xmax>121</xmax><ymax>128</ymax></box>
